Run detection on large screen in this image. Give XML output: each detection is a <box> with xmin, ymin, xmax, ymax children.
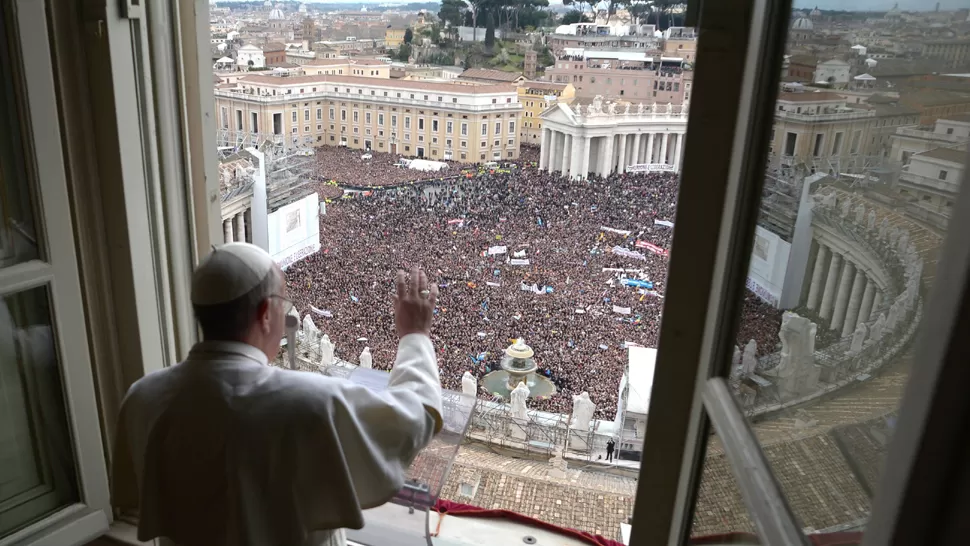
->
<box><xmin>268</xmin><ymin>193</ymin><xmax>320</xmax><ymax>270</ymax></box>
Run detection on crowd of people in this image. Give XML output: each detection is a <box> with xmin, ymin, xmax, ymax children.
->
<box><xmin>288</xmin><ymin>148</ymin><xmax>781</xmax><ymax>420</ymax></box>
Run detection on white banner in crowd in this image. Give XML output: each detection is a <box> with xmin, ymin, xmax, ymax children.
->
<box><xmin>310</xmin><ymin>306</ymin><xmax>333</xmax><ymax>317</ymax></box>
<box><xmin>488</xmin><ymin>245</ymin><xmax>508</xmax><ymax>255</ymax></box>
<box><xmin>509</xmin><ymin>258</ymin><xmax>530</xmax><ymax>266</ymax></box>
<box><xmin>486</xmin><ymin>281</ymin><xmax>501</xmax><ymax>287</ymax></box>
<box><xmin>654</xmin><ymin>219</ymin><xmax>675</xmax><ymax>228</ymax></box>
<box><xmin>602</xmin><ymin>268</ymin><xmax>643</xmax><ymax>274</ymax></box>
<box><xmin>627</xmin><ymin>163</ymin><xmax>675</xmax><ymax>173</ymax></box>
<box><xmin>613</xmin><ymin>305</ymin><xmax>632</xmax><ymax>315</ymax></box>
<box><xmin>611</xmin><ymin>246</ymin><xmax>648</xmax><ymax>262</ymax></box>
<box><xmin>575</xmin><ymin>309</ymin><xmax>587</xmax><ymax>314</ymax></box>
<box><xmin>601</xmin><ymin>226</ymin><xmax>632</xmax><ymax>236</ymax></box>
<box><xmin>513</xmin><ymin>249</ymin><xmax>527</xmax><ymax>258</ymax></box>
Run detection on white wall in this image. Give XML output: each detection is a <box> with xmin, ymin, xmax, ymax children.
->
<box><xmin>746</xmin><ymin>225</ymin><xmax>792</xmax><ymax>308</ymax></box>
<box><xmin>268</xmin><ymin>193</ymin><xmax>321</xmax><ymax>270</ymax></box>
<box><xmin>934</xmin><ymin>119</ymin><xmax>970</xmax><ymax>138</ymax></box>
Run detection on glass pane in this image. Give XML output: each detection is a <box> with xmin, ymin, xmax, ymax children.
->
<box><xmin>0</xmin><ymin>286</ymin><xmax>79</xmax><ymax>536</ymax></box>
<box><xmin>219</xmin><ymin>11</ymin><xmax>693</xmax><ymax>541</ymax></box>
<box><xmin>692</xmin><ymin>3</ymin><xmax>967</xmax><ymax>541</ymax></box>
<box><xmin>0</xmin><ymin>7</ymin><xmax>40</xmax><ymax>268</ymax></box>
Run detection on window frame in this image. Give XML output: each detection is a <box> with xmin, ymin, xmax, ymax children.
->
<box><xmin>631</xmin><ymin>0</ymin><xmax>798</xmax><ymax>541</ymax></box>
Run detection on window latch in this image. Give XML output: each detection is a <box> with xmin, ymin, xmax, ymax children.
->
<box><xmin>121</xmin><ymin>0</ymin><xmax>142</xmax><ymax>20</ymax></box>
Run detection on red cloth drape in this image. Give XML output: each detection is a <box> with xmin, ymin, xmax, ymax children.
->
<box><xmin>432</xmin><ymin>499</ymin><xmax>862</xmax><ymax>546</ymax></box>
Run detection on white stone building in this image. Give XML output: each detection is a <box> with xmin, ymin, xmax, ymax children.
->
<box><xmin>815</xmin><ymin>59</ymin><xmax>851</xmax><ymax>87</ymax></box>
<box><xmin>236</xmin><ymin>44</ymin><xmax>266</xmax><ymax>70</ymax></box>
<box><xmin>538</xmin><ymin>99</ymin><xmax>688</xmax><ymax>180</ymax></box>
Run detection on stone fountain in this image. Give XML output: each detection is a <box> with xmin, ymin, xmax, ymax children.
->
<box><xmin>481</xmin><ymin>339</ymin><xmax>557</xmax><ymax>400</ymax></box>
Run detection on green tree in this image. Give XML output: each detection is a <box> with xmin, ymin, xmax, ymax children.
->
<box><xmin>396</xmin><ymin>43</ymin><xmax>412</xmax><ymax>62</ymax></box>
<box><xmin>404</xmin><ymin>28</ymin><xmax>414</xmax><ymax>44</ymax></box>
<box><xmin>438</xmin><ymin>0</ymin><xmax>467</xmax><ymax>28</ymax></box>
<box><xmin>561</xmin><ymin>10</ymin><xmax>591</xmax><ymax>25</ymax></box>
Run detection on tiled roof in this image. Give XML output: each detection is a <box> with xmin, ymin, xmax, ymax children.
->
<box><xmin>916</xmin><ymin>147</ymin><xmax>966</xmax><ymax>164</ymax></box>
<box><xmin>459</xmin><ymin>68</ymin><xmax>524</xmax><ymax>82</ymax></box>
<box><xmin>237</xmin><ymin>73</ymin><xmax>517</xmax><ymax>94</ymax></box>
<box><xmin>777</xmin><ymin>91</ymin><xmax>844</xmax><ymax>102</ymax></box>
<box><xmin>521</xmin><ymin>81</ymin><xmax>567</xmax><ymax>91</ymax></box>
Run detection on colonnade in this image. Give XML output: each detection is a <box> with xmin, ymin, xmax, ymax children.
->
<box><xmin>804</xmin><ymin>241</ymin><xmax>883</xmax><ymax>337</ymax></box>
<box><xmin>222</xmin><ymin>209</ymin><xmax>252</xmax><ymax>244</ymax></box>
<box><xmin>538</xmin><ymin>128</ymin><xmax>685</xmax><ymax>180</ymax></box>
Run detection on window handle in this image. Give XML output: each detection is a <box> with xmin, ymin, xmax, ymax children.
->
<box><xmin>120</xmin><ymin>0</ymin><xmax>141</xmax><ymax>19</ymax></box>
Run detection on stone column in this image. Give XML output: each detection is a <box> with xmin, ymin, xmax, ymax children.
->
<box><xmin>831</xmin><ymin>259</ymin><xmax>856</xmax><ymax>332</ymax></box>
<box><xmin>578</xmin><ymin>137</ymin><xmax>591</xmax><ymax>180</ymax></box>
<box><xmin>223</xmin><ymin>218</ymin><xmax>234</xmax><ymax>243</ymax></box>
<box><xmin>235</xmin><ymin>212</ymin><xmax>246</xmax><ymax>243</ymax></box>
<box><xmin>674</xmin><ymin>133</ymin><xmax>684</xmax><ymax>171</ymax></box>
<box><xmin>539</xmin><ymin>128</ymin><xmax>550</xmax><ymax>171</ymax></box>
<box><xmin>806</xmin><ymin>243</ymin><xmax>828</xmax><ymax>310</ymax></box>
<box><xmin>632</xmin><ymin>133</ymin><xmax>642</xmax><ymax>166</ymax></box>
<box><xmin>870</xmin><ymin>291</ymin><xmax>883</xmax><ymax>321</ymax></box>
<box><xmin>617</xmin><ymin>134</ymin><xmax>628</xmax><ymax>174</ymax></box>
<box><xmin>569</xmin><ymin>134</ymin><xmax>583</xmax><ymax>179</ymax></box>
<box><xmin>646</xmin><ymin>132</ymin><xmax>655</xmax><ymax>164</ymax></box>
<box><xmin>659</xmin><ymin>133</ymin><xmax>669</xmax><ymax>165</ymax></box>
<box><xmin>599</xmin><ymin>135</ymin><xmax>615</xmax><ymax>177</ymax></box>
<box><xmin>244</xmin><ymin>208</ymin><xmax>252</xmax><ymax>242</ymax></box>
<box><xmin>858</xmin><ymin>279</ymin><xmax>876</xmax><ymax>329</ymax></box>
<box><xmin>842</xmin><ymin>268</ymin><xmax>867</xmax><ymax>337</ymax></box>
<box><xmin>819</xmin><ymin>252</ymin><xmax>842</xmax><ymax>320</ymax></box>
<box><xmin>560</xmin><ymin>133</ymin><xmax>572</xmax><ymax>175</ymax></box>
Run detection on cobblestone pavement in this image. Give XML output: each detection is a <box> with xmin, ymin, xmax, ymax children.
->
<box><xmin>441</xmin><ymin>445</ymin><xmax>635</xmax><ymax>537</ymax></box>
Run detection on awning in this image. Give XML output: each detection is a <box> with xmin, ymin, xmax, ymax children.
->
<box><xmin>216</xmin><ymin>56</ymin><xmax>234</xmax><ymax>63</ymax></box>
<box><xmin>854</xmin><ymin>73</ymin><xmax>876</xmax><ymax>81</ymax></box>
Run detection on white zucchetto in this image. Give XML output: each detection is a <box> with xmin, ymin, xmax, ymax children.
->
<box><xmin>191</xmin><ymin>242</ymin><xmax>275</xmax><ymax>306</ymax></box>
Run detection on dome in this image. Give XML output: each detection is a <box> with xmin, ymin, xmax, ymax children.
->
<box><xmin>263</xmin><ymin>0</ymin><xmax>271</xmax><ymax>6</ymax></box>
<box><xmin>269</xmin><ymin>7</ymin><xmax>284</xmax><ymax>20</ymax></box>
<box><xmin>810</xmin><ymin>6</ymin><xmax>821</xmax><ymax>18</ymax></box>
<box><xmin>791</xmin><ymin>17</ymin><xmax>814</xmax><ymax>31</ymax></box>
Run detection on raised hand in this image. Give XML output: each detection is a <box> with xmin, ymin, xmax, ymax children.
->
<box><xmin>393</xmin><ymin>266</ymin><xmax>438</xmax><ymax>338</ymax></box>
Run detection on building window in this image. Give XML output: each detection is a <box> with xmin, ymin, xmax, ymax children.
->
<box><xmin>481</xmin><ymin>141</ymin><xmax>486</xmax><ymax>148</ymax></box>
<box><xmin>446</xmin><ymin>139</ymin><xmax>452</xmax><ymax>147</ymax></box>
<box><xmin>461</xmin><ymin>122</ymin><xmax>468</xmax><ymax>136</ymax></box>
<box><xmin>432</xmin><ymin>119</ymin><xmax>439</xmax><ymax>132</ymax></box>
<box><xmin>461</xmin><ymin>140</ymin><xmax>467</xmax><ymax>148</ymax></box>
<box><xmin>947</xmin><ymin>127</ymin><xmax>954</xmax><ymax>135</ymax></box>
<box><xmin>304</xmin><ymin>109</ymin><xmax>310</xmax><ymax>122</ymax></box>
<box><xmin>341</xmin><ymin>110</ymin><xmax>346</xmax><ymax>121</ymax></box>
<box><xmin>481</xmin><ymin>124</ymin><xmax>487</xmax><ymax>136</ymax></box>
<box><xmin>392</xmin><ymin>115</ymin><xmax>397</xmax><ymax>126</ymax></box>
<box><xmin>366</xmin><ymin>112</ymin><xmax>371</xmax><ymax>124</ymax></box>
<box><xmin>419</xmin><ymin>118</ymin><xmax>425</xmax><ymax>130</ymax></box>
<box><xmin>461</xmin><ymin>152</ymin><xmax>467</xmax><ymax>159</ymax></box>
<box><xmin>316</xmin><ymin>108</ymin><xmax>322</xmax><ymax>120</ymax></box>
<box><xmin>785</xmin><ymin>132</ymin><xmax>797</xmax><ymax>156</ymax></box>
<box><xmin>405</xmin><ymin>117</ymin><xmax>411</xmax><ymax>129</ymax></box>
<box><xmin>291</xmin><ymin>110</ymin><xmax>297</xmax><ymax>123</ymax></box>
<box><xmin>812</xmin><ymin>133</ymin><xmax>823</xmax><ymax>157</ymax></box>
<box><xmin>446</xmin><ymin>121</ymin><xmax>453</xmax><ymax>134</ymax></box>
<box><xmin>940</xmin><ymin>170</ymin><xmax>948</xmax><ymax>181</ymax></box>
<box><xmin>221</xmin><ymin>106</ymin><xmax>228</xmax><ymax>129</ymax></box>
<box><xmin>494</xmin><ymin>122</ymin><xmax>501</xmax><ymax>135</ymax></box>
<box><xmin>329</xmin><ymin>108</ymin><xmax>335</xmax><ymax>120</ymax></box>
<box><xmin>353</xmin><ymin>111</ymin><xmax>359</xmax><ymax>123</ymax></box>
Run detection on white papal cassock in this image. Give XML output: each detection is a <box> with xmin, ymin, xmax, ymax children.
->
<box><xmin>112</xmin><ymin>334</ymin><xmax>442</xmax><ymax>546</ymax></box>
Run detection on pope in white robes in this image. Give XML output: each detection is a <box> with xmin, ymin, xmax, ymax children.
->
<box><xmin>111</xmin><ymin>243</ymin><xmax>442</xmax><ymax>546</ymax></box>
